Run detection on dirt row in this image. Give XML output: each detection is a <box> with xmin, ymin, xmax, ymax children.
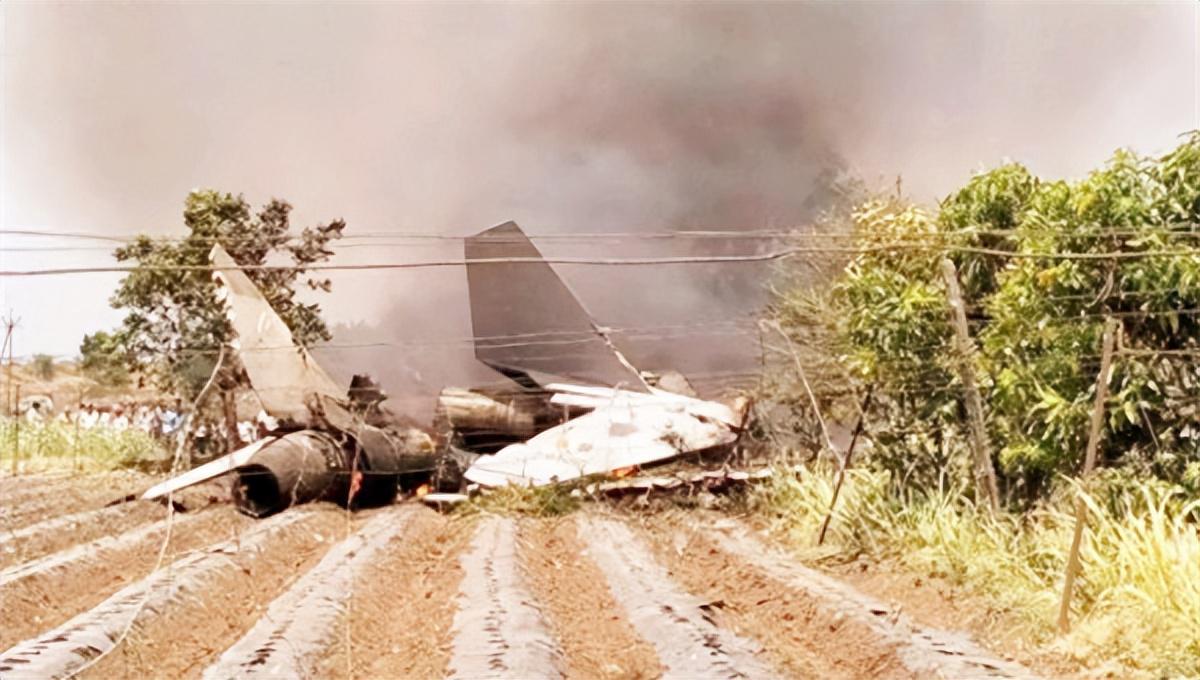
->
<box><xmin>1</xmin><ymin>474</ymin><xmax>1034</xmax><ymax>679</ymax></box>
<box><xmin>0</xmin><ymin>471</ymin><xmax>158</xmax><ymax>532</ymax></box>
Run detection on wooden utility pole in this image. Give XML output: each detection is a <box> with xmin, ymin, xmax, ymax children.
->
<box><xmin>3</xmin><ymin>315</ymin><xmax>17</xmax><ymax>476</ymax></box>
<box><xmin>11</xmin><ymin>385</ymin><xmax>19</xmax><ymax>476</ymax></box>
<box><xmin>1057</xmin><ymin>317</ymin><xmax>1118</xmax><ymax>634</ymax></box>
<box><xmin>1</xmin><ymin>317</ymin><xmax>13</xmax><ymax>417</ymax></box>
<box><xmin>941</xmin><ymin>259</ymin><xmax>1000</xmax><ymax>514</ymax></box>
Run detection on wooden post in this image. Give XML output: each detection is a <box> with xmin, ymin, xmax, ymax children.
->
<box><xmin>0</xmin><ymin>323</ymin><xmax>11</xmax><ymax>416</ymax></box>
<box><xmin>818</xmin><ymin>385</ymin><xmax>874</xmax><ymax>545</ymax></box>
<box><xmin>941</xmin><ymin>259</ymin><xmax>1000</xmax><ymax>514</ymax></box>
<box><xmin>1057</xmin><ymin>317</ymin><xmax>1118</xmax><ymax>634</ymax></box>
<box><xmin>7</xmin><ymin>317</ymin><xmax>18</xmax><ymax>476</ymax></box>
<box><xmin>73</xmin><ymin>398</ymin><xmax>81</xmax><ymax>473</ymax></box>
<box><xmin>11</xmin><ymin>384</ymin><xmax>20</xmax><ymax>476</ymax></box>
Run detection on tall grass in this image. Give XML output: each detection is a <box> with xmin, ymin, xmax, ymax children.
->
<box><xmin>0</xmin><ymin>418</ymin><xmax>165</xmax><ymax>473</ymax></box>
<box><xmin>750</xmin><ymin>467</ymin><xmax>1200</xmax><ymax>678</ymax></box>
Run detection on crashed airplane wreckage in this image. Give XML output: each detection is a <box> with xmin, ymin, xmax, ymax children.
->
<box><xmin>143</xmin><ymin>221</ymin><xmax>748</xmax><ymax>516</ymax></box>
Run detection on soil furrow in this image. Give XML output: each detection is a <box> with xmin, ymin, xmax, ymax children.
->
<box><xmin>712</xmin><ymin>525</ymin><xmax>1037</xmax><ymax>680</ymax></box>
<box><xmin>0</xmin><ymin>473</ymin><xmax>157</xmax><ymax>531</ymax></box>
<box><xmin>0</xmin><ymin>502</ymin><xmax>182</xmax><ymax>570</ymax></box>
<box><xmin>0</xmin><ymin>508</ymin><xmax>313</xmax><ymax>679</ymax></box>
<box><xmin>202</xmin><ymin>506</ymin><xmax>416</xmax><ymax>679</ymax></box>
<box><xmin>578</xmin><ymin>516</ymin><xmax>776</xmax><ymax>680</ymax></box>
<box><xmin>0</xmin><ymin>511</ymin><xmax>207</xmax><ymax>588</ymax></box>
<box><xmin>313</xmin><ymin>506</ymin><xmax>472</xmax><ymax>679</ymax></box>
<box><xmin>633</xmin><ymin>515</ymin><xmax>911</xmax><ymax>680</ymax></box>
<box><xmin>448</xmin><ymin>516</ymin><xmax>564</xmax><ymax>679</ymax></box>
<box><xmin>75</xmin><ymin>506</ymin><xmax>347</xmax><ymax>680</ymax></box>
<box><xmin>0</xmin><ymin>508</ymin><xmax>254</xmax><ymax>651</ymax></box>
<box><xmin>518</xmin><ymin>517</ymin><xmax>663</xmax><ymax>680</ymax></box>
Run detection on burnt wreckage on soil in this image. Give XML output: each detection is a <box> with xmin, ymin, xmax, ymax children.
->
<box><xmin>142</xmin><ymin>221</ymin><xmax>748</xmax><ymax>516</ymax></box>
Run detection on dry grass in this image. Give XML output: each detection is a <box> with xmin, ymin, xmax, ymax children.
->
<box><xmin>749</xmin><ymin>467</ymin><xmax>1200</xmax><ymax>678</ymax></box>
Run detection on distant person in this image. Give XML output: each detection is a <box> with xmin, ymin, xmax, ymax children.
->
<box><xmin>161</xmin><ymin>399</ymin><xmax>184</xmax><ymax>437</ymax></box>
<box><xmin>110</xmin><ymin>407</ymin><xmax>130</xmax><ymax>430</ymax></box>
<box><xmin>193</xmin><ymin>420</ymin><xmax>211</xmax><ymax>458</ymax></box>
<box><xmin>79</xmin><ymin>404</ymin><xmax>99</xmax><ymax>429</ymax></box>
<box><xmin>133</xmin><ymin>404</ymin><xmax>154</xmax><ymax>433</ymax></box>
<box><xmin>237</xmin><ymin>419</ymin><xmax>256</xmax><ymax>444</ymax></box>
<box><xmin>255</xmin><ymin>409</ymin><xmax>278</xmax><ymax>437</ymax></box>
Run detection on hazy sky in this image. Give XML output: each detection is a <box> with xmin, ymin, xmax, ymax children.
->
<box><xmin>2</xmin><ymin>1</ymin><xmax>1197</xmax><ymax>371</ymax></box>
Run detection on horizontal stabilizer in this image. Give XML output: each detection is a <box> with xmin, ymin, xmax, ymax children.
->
<box><xmin>141</xmin><ymin>437</ymin><xmax>275</xmax><ymax>500</ymax></box>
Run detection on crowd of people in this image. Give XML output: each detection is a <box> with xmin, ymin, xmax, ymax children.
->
<box><xmin>22</xmin><ymin>398</ymin><xmax>278</xmax><ymax>458</ymax></box>
<box><xmin>27</xmin><ymin>399</ymin><xmax>188</xmax><ymax>439</ymax></box>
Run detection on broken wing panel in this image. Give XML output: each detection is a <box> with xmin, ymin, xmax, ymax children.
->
<box><xmin>210</xmin><ymin>245</ymin><xmax>346</xmax><ymax>422</ymax></box>
<box><xmin>465</xmin><ymin>221</ymin><xmax>644</xmax><ymax>390</ymax></box>
<box><xmin>462</xmin><ymin>392</ymin><xmax>737</xmax><ymax>487</ymax></box>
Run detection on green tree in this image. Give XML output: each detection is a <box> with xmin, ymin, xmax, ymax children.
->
<box><xmin>984</xmin><ymin>142</ymin><xmax>1200</xmax><ymax>482</ymax></box>
<box><xmin>79</xmin><ymin>330</ymin><xmax>131</xmax><ymax>387</ymax></box>
<box><xmin>770</xmin><ymin>132</ymin><xmax>1200</xmax><ymax>497</ymax></box>
<box><xmin>31</xmin><ymin>354</ymin><xmax>55</xmax><ymax>381</ymax></box>
<box><xmin>103</xmin><ymin>190</ymin><xmax>344</xmax><ymax>398</ymax></box>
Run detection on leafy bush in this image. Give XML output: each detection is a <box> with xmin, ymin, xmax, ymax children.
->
<box><xmin>769</xmin><ymin>131</ymin><xmax>1200</xmax><ymax>490</ymax></box>
<box><xmin>983</xmin><ymin>140</ymin><xmax>1200</xmax><ymax>480</ymax></box>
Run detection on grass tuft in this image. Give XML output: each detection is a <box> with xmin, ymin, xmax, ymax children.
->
<box><xmin>458</xmin><ymin>482</ymin><xmax>583</xmax><ymax>518</ymax></box>
<box><xmin>749</xmin><ymin>466</ymin><xmax>1200</xmax><ymax>678</ymax></box>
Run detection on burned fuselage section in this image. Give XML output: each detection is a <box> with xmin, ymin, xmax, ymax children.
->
<box><xmin>228</xmin><ymin>424</ymin><xmax>436</xmax><ymax>518</ymax></box>
<box><xmin>142</xmin><ymin>246</ymin><xmax>436</xmax><ymax>517</ymax></box>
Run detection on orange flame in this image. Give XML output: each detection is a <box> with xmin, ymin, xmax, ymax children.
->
<box><xmin>612</xmin><ymin>466</ymin><xmax>638</xmax><ymax>479</ymax></box>
<box><xmin>415</xmin><ymin>483</ymin><xmax>431</xmax><ymax>498</ymax></box>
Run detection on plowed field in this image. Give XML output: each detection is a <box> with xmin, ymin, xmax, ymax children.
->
<box><xmin>0</xmin><ymin>473</ymin><xmax>1037</xmax><ymax>679</ymax></box>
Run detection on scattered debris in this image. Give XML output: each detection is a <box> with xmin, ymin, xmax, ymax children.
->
<box><xmin>421</xmin><ymin>492</ymin><xmax>470</xmax><ymax>509</ymax></box>
<box><xmin>584</xmin><ymin>466</ymin><xmax>775</xmax><ymax>498</ymax></box>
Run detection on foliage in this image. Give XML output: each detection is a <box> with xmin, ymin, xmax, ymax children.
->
<box><xmin>749</xmin><ymin>467</ymin><xmax>1200</xmax><ymax>678</ymax></box>
<box><xmin>937</xmin><ymin>163</ymin><xmax>1038</xmax><ymax>300</ymax></box>
<box><xmin>101</xmin><ymin>190</ymin><xmax>344</xmax><ymax>397</ymax></box>
<box><xmin>0</xmin><ymin>418</ymin><xmax>165</xmax><ymax>472</ymax></box>
<box><xmin>31</xmin><ymin>354</ymin><xmax>55</xmax><ymax>381</ymax></box>
<box><xmin>78</xmin><ymin>330</ymin><xmax>132</xmax><ymax>387</ymax></box>
<box><xmin>816</xmin><ymin>199</ymin><xmax>969</xmax><ymax>487</ymax></box>
<box><xmin>983</xmin><ymin>141</ymin><xmax>1200</xmax><ymax>480</ymax></box>
<box><xmin>767</xmin><ymin>131</ymin><xmax>1200</xmax><ymax>490</ymax></box>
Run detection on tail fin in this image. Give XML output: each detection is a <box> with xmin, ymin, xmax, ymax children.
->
<box><xmin>464</xmin><ymin>221</ymin><xmax>645</xmax><ymax>390</ymax></box>
<box><xmin>211</xmin><ymin>244</ymin><xmax>347</xmax><ymax>423</ymax></box>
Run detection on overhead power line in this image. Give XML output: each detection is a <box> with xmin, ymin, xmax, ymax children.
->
<box><xmin>4</xmin><ymin>222</ymin><xmax>1200</xmax><ymax>244</ymax></box>
<box><xmin>8</xmin><ymin>241</ymin><xmax>1200</xmax><ymax>277</ymax></box>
